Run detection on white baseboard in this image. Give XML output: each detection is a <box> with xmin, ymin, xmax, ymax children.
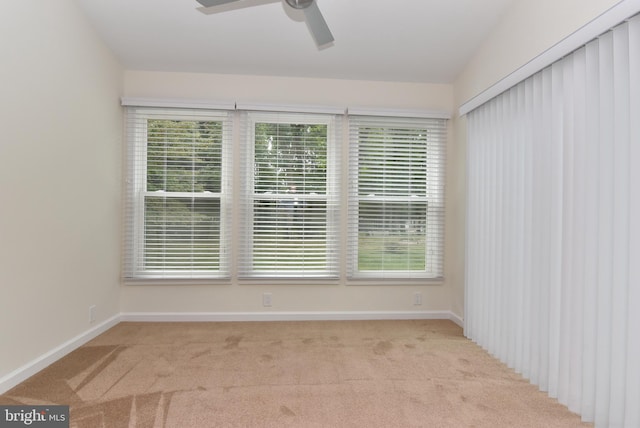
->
<box><xmin>0</xmin><ymin>314</ymin><xmax>120</xmax><ymax>395</ymax></box>
<box><xmin>449</xmin><ymin>312</ymin><xmax>464</xmax><ymax>328</ymax></box>
<box><xmin>120</xmin><ymin>310</ymin><xmax>459</xmax><ymax>323</ymax></box>
<box><xmin>1</xmin><ymin>310</ymin><xmax>462</xmax><ymax>394</ymax></box>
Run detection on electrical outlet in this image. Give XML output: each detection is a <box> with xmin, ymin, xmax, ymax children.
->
<box><xmin>89</xmin><ymin>305</ymin><xmax>96</xmax><ymax>323</ymax></box>
<box><xmin>262</xmin><ymin>293</ymin><xmax>273</xmax><ymax>307</ymax></box>
<box><xmin>413</xmin><ymin>292</ymin><xmax>422</xmax><ymax>306</ymax></box>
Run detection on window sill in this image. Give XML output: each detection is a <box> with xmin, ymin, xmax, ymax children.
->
<box><xmin>122</xmin><ymin>277</ymin><xmax>232</xmax><ymax>286</ymax></box>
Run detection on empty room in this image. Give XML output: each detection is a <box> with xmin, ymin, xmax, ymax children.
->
<box><xmin>1</xmin><ymin>0</ymin><xmax>638</xmax><ymax>426</ymax></box>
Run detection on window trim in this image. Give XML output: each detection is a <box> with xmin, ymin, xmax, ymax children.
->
<box><xmin>122</xmin><ymin>102</ymin><xmax>447</xmax><ymax>284</ymax></box>
<box><xmin>123</xmin><ymin>107</ymin><xmax>233</xmax><ymax>281</ymax></box>
<box><xmin>237</xmin><ymin>111</ymin><xmax>341</xmax><ymax>279</ymax></box>
<box><xmin>347</xmin><ymin>115</ymin><xmax>446</xmax><ymax>280</ymax></box>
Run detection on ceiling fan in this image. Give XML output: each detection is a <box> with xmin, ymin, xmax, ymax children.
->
<box><xmin>196</xmin><ymin>0</ymin><xmax>334</xmax><ymax>48</ymax></box>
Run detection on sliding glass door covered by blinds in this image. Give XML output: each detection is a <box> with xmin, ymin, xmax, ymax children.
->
<box><xmin>348</xmin><ymin>116</ymin><xmax>446</xmax><ymax>279</ymax></box>
<box><xmin>465</xmin><ymin>14</ymin><xmax>640</xmax><ymax>427</ymax></box>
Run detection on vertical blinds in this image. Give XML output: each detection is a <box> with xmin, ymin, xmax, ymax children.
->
<box><xmin>347</xmin><ymin>116</ymin><xmax>447</xmax><ymax>279</ymax></box>
<box><xmin>237</xmin><ymin>111</ymin><xmax>342</xmax><ymax>278</ymax></box>
<box><xmin>123</xmin><ymin>107</ymin><xmax>233</xmax><ymax>280</ymax></box>
<box><xmin>466</xmin><ymin>14</ymin><xmax>640</xmax><ymax>427</ymax></box>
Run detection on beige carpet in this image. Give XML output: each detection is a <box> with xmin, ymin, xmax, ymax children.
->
<box><xmin>1</xmin><ymin>320</ymin><xmax>591</xmax><ymax>427</ymax></box>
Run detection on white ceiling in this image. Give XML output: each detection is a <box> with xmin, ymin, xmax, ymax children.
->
<box><xmin>75</xmin><ymin>0</ymin><xmax>515</xmax><ymax>84</ymax></box>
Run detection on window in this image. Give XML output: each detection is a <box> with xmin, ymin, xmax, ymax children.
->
<box><xmin>123</xmin><ymin>108</ymin><xmax>232</xmax><ymax>279</ymax></box>
<box><xmin>238</xmin><ymin>112</ymin><xmax>341</xmax><ymax>278</ymax></box>
<box><xmin>122</xmin><ymin>104</ymin><xmax>446</xmax><ymax>283</ymax></box>
<box><xmin>348</xmin><ymin>116</ymin><xmax>446</xmax><ymax>279</ymax></box>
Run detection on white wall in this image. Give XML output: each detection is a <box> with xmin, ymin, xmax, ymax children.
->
<box><xmin>0</xmin><ymin>1</ymin><xmax>122</xmax><ymax>381</ymax></box>
<box><xmin>123</xmin><ymin>71</ymin><xmax>454</xmax><ymax>112</ymax></box>
<box><xmin>455</xmin><ymin>0</ymin><xmax>622</xmax><ymax>107</ymax></box>
<box><xmin>121</xmin><ymin>71</ymin><xmax>456</xmax><ymax>316</ymax></box>
<box><xmin>450</xmin><ymin>0</ymin><xmax>625</xmax><ymax>319</ymax></box>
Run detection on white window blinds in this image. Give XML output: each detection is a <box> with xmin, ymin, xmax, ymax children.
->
<box><xmin>238</xmin><ymin>111</ymin><xmax>341</xmax><ymax>279</ymax></box>
<box><xmin>122</xmin><ymin>105</ymin><xmax>447</xmax><ymax>283</ymax></box>
<box><xmin>348</xmin><ymin>116</ymin><xmax>447</xmax><ymax>279</ymax></box>
<box><xmin>123</xmin><ymin>107</ymin><xmax>233</xmax><ymax>280</ymax></box>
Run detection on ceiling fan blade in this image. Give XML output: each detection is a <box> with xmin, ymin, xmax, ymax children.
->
<box><xmin>303</xmin><ymin>1</ymin><xmax>334</xmax><ymax>47</ymax></box>
<box><xmin>196</xmin><ymin>0</ymin><xmax>242</xmax><ymax>7</ymax></box>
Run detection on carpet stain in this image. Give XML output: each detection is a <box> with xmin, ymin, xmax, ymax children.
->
<box><xmin>409</xmin><ymin>397</ymin><xmax>423</xmax><ymax>405</ymax></box>
<box><xmin>329</xmin><ymin>336</ymin><xmax>339</xmax><ymax>342</ymax></box>
<box><xmin>270</xmin><ymin>340</ymin><xmax>283</xmax><ymax>347</ymax></box>
<box><xmin>373</xmin><ymin>341</ymin><xmax>393</xmax><ymax>355</ymax></box>
<box><xmin>459</xmin><ymin>358</ymin><xmax>471</xmax><ymax>365</ymax></box>
<box><xmin>224</xmin><ymin>335</ymin><xmax>243</xmax><ymax>349</ymax></box>
<box><xmin>302</xmin><ymin>338</ymin><xmax>314</xmax><ymax>345</ymax></box>
<box><xmin>477</xmin><ymin>403</ymin><xmax>492</xmax><ymax>412</ymax></box>
<box><xmin>280</xmin><ymin>405</ymin><xmax>296</xmax><ymax>417</ymax></box>
<box><xmin>416</xmin><ymin>336</ymin><xmax>427</xmax><ymax>342</ymax></box>
<box><xmin>260</xmin><ymin>354</ymin><xmax>274</xmax><ymax>363</ymax></box>
<box><xmin>404</xmin><ymin>344</ymin><xmax>416</xmax><ymax>349</ymax></box>
<box><xmin>459</xmin><ymin>370</ymin><xmax>476</xmax><ymax>378</ymax></box>
<box><xmin>190</xmin><ymin>349</ymin><xmax>211</xmax><ymax>360</ymax></box>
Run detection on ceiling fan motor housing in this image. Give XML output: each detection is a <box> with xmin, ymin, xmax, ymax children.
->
<box><xmin>285</xmin><ymin>0</ymin><xmax>314</xmax><ymax>9</ymax></box>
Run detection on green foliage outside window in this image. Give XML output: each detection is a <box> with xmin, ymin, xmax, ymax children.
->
<box><xmin>252</xmin><ymin>122</ymin><xmax>329</xmax><ymax>272</ymax></box>
<box><xmin>147</xmin><ymin>119</ymin><xmax>222</xmax><ymax>193</ymax></box>
<box><xmin>254</xmin><ymin>122</ymin><xmax>327</xmax><ymax>194</ymax></box>
<box><xmin>144</xmin><ymin>119</ymin><xmax>223</xmax><ymax>272</ymax></box>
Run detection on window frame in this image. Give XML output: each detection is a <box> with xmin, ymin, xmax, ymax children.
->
<box><xmin>122</xmin><ymin>104</ymin><xmax>446</xmax><ymax>284</ymax></box>
<box><xmin>238</xmin><ymin>111</ymin><xmax>341</xmax><ymax>279</ymax></box>
<box><xmin>347</xmin><ymin>115</ymin><xmax>446</xmax><ymax>280</ymax></box>
<box><xmin>123</xmin><ymin>108</ymin><xmax>232</xmax><ymax>281</ymax></box>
